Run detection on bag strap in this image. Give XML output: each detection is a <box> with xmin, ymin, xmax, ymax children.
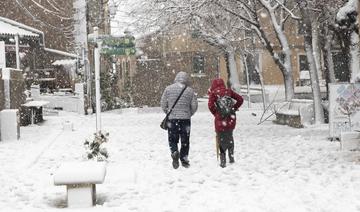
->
<box><xmin>165</xmin><ymin>85</ymin><xmax>187</xmax><ymax>119</ymax></box>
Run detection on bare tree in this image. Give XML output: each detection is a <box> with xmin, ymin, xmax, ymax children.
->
<box><xmin>296</xmin><ymin>0</ymin><xmax>324</xmax><ymax>124</ymax></box>
<box><xmin>216</xmin><ymin>0</ymin><xmax>298</xmax><ymax>101</ymax></box>
<box><xmin>127</xmin><ymin>0</ymin><xmax>246</xmax><ymax>91</ymax></box>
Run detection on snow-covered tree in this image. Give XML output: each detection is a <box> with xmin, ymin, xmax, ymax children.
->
<box><xmin>216</xmin><ymin>0</ymin><xmax>298</xmax><ymax>101</ymax></box>
<box><xmin>336</xmin><ymin>0</ymin><xmax>359</xmax><ymax>83</ymax></box>
<box><xmin>127</xmin><ymin>0</ymin><xmax>245</xmax><ymax>92</ymax></box>
<box><xmin>295</xmin><ymin>0</ymin><xmax>324</xmax><ymax>124</ymax></box>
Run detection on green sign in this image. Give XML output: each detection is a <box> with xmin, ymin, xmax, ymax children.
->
<box><xmin>101</xmin><ymin>47</ymin><xmax>136</xmax><ymax>56</ymax></box>
<box><xmin>101</xmin><ymin>36</ymin><xmax>136</xmax><ymax>56</ymax></box>
<box><xmin>102</xmin><ymin>36</ymin><xmax>135</xmax><ymax>48</ymax></box>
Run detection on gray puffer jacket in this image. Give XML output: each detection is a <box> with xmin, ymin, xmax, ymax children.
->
<box><xmin>161</xmin><ymin>72</ymin><xmax>198</xmax><ymax>120</ymax></box>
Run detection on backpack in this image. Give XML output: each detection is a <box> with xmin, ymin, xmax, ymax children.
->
<box><xmin>215</xmin><ymin>95</ymin><xmax>235</xmax><ymax>118</ymax></box>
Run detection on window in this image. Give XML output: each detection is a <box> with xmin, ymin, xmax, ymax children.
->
<box><xmin>118</xmin><ymin>63</ymin><xmax>123</xmax><ymax>79</ymax></box>
<box><xmin>191</xmin><ymin>29</ymin><xmax>201</xmax><ymax>38</ymax></box>
<box><xmin>297</xmin><ymin>20</ymin><xmax>306</xmax><ymax>35</ymax></box>
<box><xmin>332</xmin><ymin>52</ymin><xmax>350</xmax><ymax>82</ymax></box>
<box><xmin>126</xmin><ymin>60</ymin><xmax>130</xmax><ymax>73</ymax></box>
<box><xmin>298</xmin><ymin>55</ymin><xmax>309</xmax><ymax>72</ymax></box>
<box><xmin>122</xmin><ymin>61</ymin><xmax>126</xmax><ymax>73</ymax></box>
<box><xmin>193</xmin><ymin>53</ymin><xmax>204</xmax><ymax>74</ymax></box>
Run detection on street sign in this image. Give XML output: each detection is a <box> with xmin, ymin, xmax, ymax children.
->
<box><xmin>101</xmin><ymin>47</ymin><xmax>136</xmax><ymax>56</ymax></box>
<box><xmin>102</xmin><ymin>36</ymin><xmax>135</xmax><ymax>48</ymax></box>
<box><xmin>101</xmin><ymin>36</ymin><xmax>136</xmax><ymax>56</ymax></box>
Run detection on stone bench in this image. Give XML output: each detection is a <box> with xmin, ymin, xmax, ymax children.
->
<box><xmin>54</xmin><ymin>161</ymin><xmax>106</xmax><ymax>208</ymax></box>
<box><xmin>340</xmin><ymin>131</ymin><xmax>360</xmax><ymax>151</ymax></box>
<box><xmin>274</xmin><ymin>99</ymin><xmax>314</xmax><ymax>128</ymax></box>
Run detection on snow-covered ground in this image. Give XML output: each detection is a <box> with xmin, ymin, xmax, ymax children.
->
<box><xmin>0</xmin><ymin>99</ymin><xmax>360</xmax><ymax>212</ymax></box>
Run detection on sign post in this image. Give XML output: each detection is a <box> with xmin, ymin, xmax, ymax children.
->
<box><xmin>93</xmin><ymin>27</ymin><xmax>102</xmax><ymax>134</ymax></box>
<box><xmin>88</xmin><ymin>30</ymin><xmax>136</xmax><ymax>134</ymax></box>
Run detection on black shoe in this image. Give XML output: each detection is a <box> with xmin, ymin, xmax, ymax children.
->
<box><xmin>181</xmin><ymin>160</ymin><xmax>190</xmax><ymax>168</ymax></box>
<box><xmin>171</xmin><ymin>151</ymin><xmax>180</xmax><ymax>169</ymax></box>
<box><xmin>229</xmin><ymin>149</ymin><xmax>234</xmax><ymax>163</ymax></box>
<box><xmin>229</xmin><ymin>157</ymin><xmax>235</xmax><ymax>163</ymax></box>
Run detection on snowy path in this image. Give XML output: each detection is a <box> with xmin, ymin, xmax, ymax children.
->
<box><xmin>0</xmin><ymin>105</ymin><xmax>360</xmax><ymax>212</ymax></box>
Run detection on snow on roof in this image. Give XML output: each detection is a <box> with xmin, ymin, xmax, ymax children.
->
<box><xmin>0</xmin><ymin>16</ymin><xmax>42</xmax><ymax>37</ymax></box>
<box><xmin>44</xmin><ymin>48</ymin><xmax>79</xmax><ymax>58</ymax></box>
<box><xmin>52</xmin><ymin>59</ymin><xmax>77</xmax><ymax>66</ymax></box>
<box><xmin>22</xmin><ymin>100</ymin><xmax>49</xmax><ymax>107</ymax></box>
<box><xmin>336</xmin><ymin>0</ymin><xmax>358</xmax><ymax>21</ymax></box>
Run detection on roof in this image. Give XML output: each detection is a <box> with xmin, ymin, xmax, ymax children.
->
<box><xmin>45</xmin><ymin>48</ymin><xmax>79</xmax><ymax>58</ymax></box>
<box><xmin>52</xmin><ymin>59</ymin><xmax>77</xmax><ymax>66</ymax></box>
<box><xmin>0</xmin><ymin>16</ymin><xmax>43</xmax><ymax>38</ymax></box>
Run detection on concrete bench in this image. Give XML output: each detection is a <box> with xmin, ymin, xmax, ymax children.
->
<box><xmin>54</xmin><ymin>161</ymin><xmax>106</xmax><ymax>208</ymax></box>
<box><xmin>274</xmin><ymin>99</ymin><xmax>314</xmax><ymax>128</ymax></box>
<box><xmin>340</xmin><ymin>131</ymin><xmax>360</xmax><ymax>151</ymax></box>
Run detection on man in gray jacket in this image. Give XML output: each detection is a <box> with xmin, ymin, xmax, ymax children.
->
<box><xmin>161</xmin><ymin>71</ymin><xmax>198</xmax><ymax>169</ymax></box>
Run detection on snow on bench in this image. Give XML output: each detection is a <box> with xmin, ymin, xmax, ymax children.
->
<box><xmin>54</xmin><ymin>161</ymin><xmax>106</xmax><ymax>208</ymax></box>
<box><xmin>340</xmin><ymin>131</ymin><xmax>360</xmax><ymax>151</ymax></box>
<box><xmin>274</xmin><ymin>99</ymin><xmax>314</xmax><ymax>128</ymax></box>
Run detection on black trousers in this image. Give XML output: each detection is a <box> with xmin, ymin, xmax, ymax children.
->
<box><xmin>168</xmin><ymin>119</ymin><xmax>191</xmax><ymax>161</ymax></box>
<box><xmin>217</xmin><ymin>131</ymin><xmax>234</xmax><ymax>159</ymax></box>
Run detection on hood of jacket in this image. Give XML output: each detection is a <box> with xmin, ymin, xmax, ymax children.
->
<box><xmin>174</xmin><ymin>71</ymin><xmax>190</xmax><ymax>86</ymax></box>
<box><xmin>209</xmin><ymin>78</ymin><xmax>226</xmax><ymax>93</ymax></box>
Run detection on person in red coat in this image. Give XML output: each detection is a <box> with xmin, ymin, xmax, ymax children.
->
<box><xmin>208</xmin><ymin>78</ymin><xmax>243</xmax><ymax>168</ymax></box>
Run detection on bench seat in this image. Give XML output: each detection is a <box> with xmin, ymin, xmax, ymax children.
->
<box><xmin>274</xmin><ymin>99</ymin><xmax>314</xmax><ymax>128</ymax></box>
<box><xmin>54</xmin><ymin>161</ymin><xmax>106</xmax><ymax>208</ymax></box>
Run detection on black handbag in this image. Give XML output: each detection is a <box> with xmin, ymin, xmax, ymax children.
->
<box><xmin>160</xmin><ymin>85</ymin><xmax>187</xmax><ymax>130</ymax></box>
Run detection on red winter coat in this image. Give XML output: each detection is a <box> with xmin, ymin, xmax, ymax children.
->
<box><xmin>208</xmin><ymin>79</ymin><xmax>243</xmax><ymax>132</ymax></box>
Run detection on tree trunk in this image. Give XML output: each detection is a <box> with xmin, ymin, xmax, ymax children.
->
<box><xmin>350</xmin><ymin>31</ymin><xmax>360</xmax><ymax>82</ymax></box>
<box><xmin>324</xmin><ymin>34</ymin><xmax>336</xmax><ymax>83</ymax></box>
<box><xmin>312</xmin><ymin>21</ymin><xmax>323</xmax><ymax>82</ymax></box>
<box><xmin>299</xmin><ymin>3</ymin><xmax>324</xmax><ymax>124</ymax></box>
<box><xmin>263</xmin><ymin>7</ymin><xmax>294</xmax><ymax>101</ymax></box>
<box><xmin>321</xmin><ymin>28</ymin><xmax>336</xmax><ymax>100</ymax></box>
<box><xmin>225</xmin><ymin>47</ymin><xmax>241</xmax><ymax>92</ymax></box>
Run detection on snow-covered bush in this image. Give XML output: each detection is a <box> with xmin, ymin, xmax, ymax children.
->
<box><xmin>84</xmin><ymin>132</ymin><xmax>109</xmax><ymax>161</ymax></box>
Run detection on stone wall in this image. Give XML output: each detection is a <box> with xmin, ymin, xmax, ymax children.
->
<box><xmin>0</xmin><ymin>69</ymin><xmax>25</xmax><ymax>111</ymax></box>
<box><xmin>9</xmin><ymin>70</ymin><xmax>25</xmax><ymax>110</ymax></box>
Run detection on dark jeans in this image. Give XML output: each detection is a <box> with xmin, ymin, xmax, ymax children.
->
<box><xmin>217</xmin><ymin>131</ymin><xmax>234</xmax><ymax>159</ymax></box>
<box><xmin>168</xmin><ymin>119</ymin><xmax>191</xmax><ymax>161</ymax></box>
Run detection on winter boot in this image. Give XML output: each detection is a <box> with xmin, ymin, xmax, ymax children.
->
<box><xmin>171</xmin><ymin>151</ymin><xmax>180</xmax><ymax>169</ymax></box>
<box><xmin>228</xmin><ymin>150</ymin><xmax>235</xmax><ymax>163</ymax></box>
<box><xmin>181</xmin><ymin>160</ymin><xmax>190</xmax><ymax>168</ymax></box>
<box><xmin>220</xmin><ymin>153</ymin><xmax>226</xmax><ymax>168</ymax></box>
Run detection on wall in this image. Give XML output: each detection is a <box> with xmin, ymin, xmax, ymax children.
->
<box><xmin>133</xmin><ymin>28</ymin><xmax>220</xmax><ymax>107</ymax></box>
<box><xmin>0</xmin><ymin>0</ymin><xmax>74</xmax><ymax>51</ymax></box>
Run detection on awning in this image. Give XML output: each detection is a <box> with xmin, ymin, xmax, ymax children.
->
<box><xmin>52</xmin><ymin>59</ymin><xmax>77</xmax><ymax>66</ymax></box>
<box><xmin>45</xmin><ymin>48</ymin><xmax>79</xmax><ymax>59</ymax></box>
<box><xmin>0</xmin><ymin>16</ymin><xmax>42</xmax><ymax>38</ymax></box>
